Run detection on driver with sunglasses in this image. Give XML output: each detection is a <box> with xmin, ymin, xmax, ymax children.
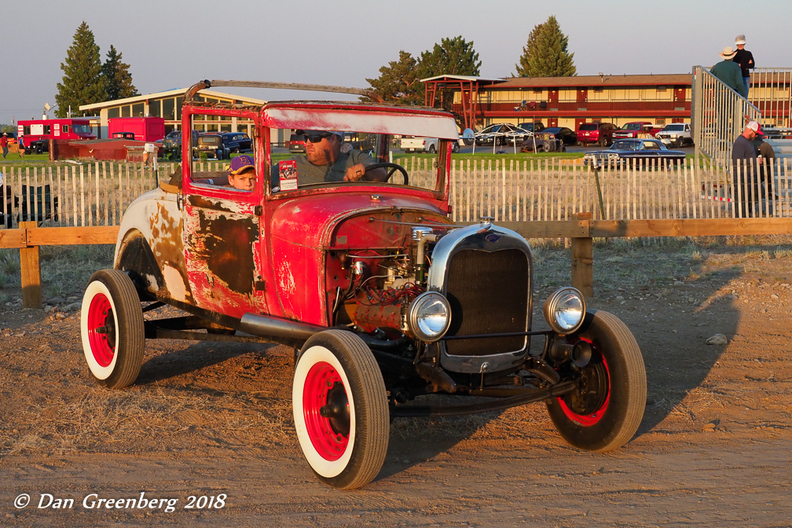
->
<box><xmin>292</xmin><ymin>130</ymin><xmax>387</xmax><ymax>185</ymax></box>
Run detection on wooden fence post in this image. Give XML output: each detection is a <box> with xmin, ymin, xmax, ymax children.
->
<box><xmin>571</xmin><ymin>212</ymin><xmax>594</xmax><ymax>298</ymax></box>
<box><xmin>19</xmin><ymin>221</ymin><xmax>42</xmax><ymax>309</ymax></box>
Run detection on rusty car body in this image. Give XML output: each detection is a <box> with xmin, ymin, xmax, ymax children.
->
<box><xmin>81</xmin><ymin>80</ymin><xmax>647</xmax><ymax>490</ymax></box>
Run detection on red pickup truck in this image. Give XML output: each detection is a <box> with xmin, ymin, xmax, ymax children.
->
<box><xmin>613</xmin><ymin>122</ymin><xmax>662</xmax><ymax>139</ymax></box>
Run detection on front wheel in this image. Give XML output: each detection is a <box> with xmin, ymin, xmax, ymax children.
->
<box><xmin>293</xmin><ymin>330</ymin><xmax>389</xmax><ymax>489</ymax></box>
<box><xmin>80</xmin><ymin>269</ymin><xmax>145</xmax><ymax>389</ymax></box>
<box><xmin>546</xmin><ymin>310</ymin><xmax>646</xmax><ymax>452</ymax></box>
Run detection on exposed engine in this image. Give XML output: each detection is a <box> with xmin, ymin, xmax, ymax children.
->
<box><xmin>333</xmin><ymin>226</ymin><xmax>442</xmax><ymax>337</ymax></box>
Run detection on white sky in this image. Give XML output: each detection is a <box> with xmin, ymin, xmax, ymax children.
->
<box><xmin>1</xmin><ymin>0</ymin><xmax>790</xmax><ymax>125</ymax></box>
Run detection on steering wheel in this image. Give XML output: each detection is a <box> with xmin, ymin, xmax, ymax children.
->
<box><xmin>364</xmin><ymin>162</ymin><xmax>409</xmax><ymax>185</ymax></box>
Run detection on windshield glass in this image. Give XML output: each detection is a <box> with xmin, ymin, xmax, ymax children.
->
<box><xmin>612</xmin><ymin>141</ymin><xmax>634</xmax><ymax>150</ymax></box>
<box><xmin>268</xmin><ymin>127</ymin><xmax>446</xmax><ymax>193</ymax></box>
<box><xmin>73</xmin><ymin>124</ymin><xmax>92</xmax><ymax>134</ymax></box>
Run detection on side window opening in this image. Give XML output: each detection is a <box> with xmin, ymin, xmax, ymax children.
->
<box><xmin>189</xmin><ymin>111</ymin><xmax>257</xmax><ymax>194</ymax></box>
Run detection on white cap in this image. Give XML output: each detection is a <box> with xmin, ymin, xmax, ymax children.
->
<box><xmin>746</xmin><ymin>121</ymin><xmax>759</xmax><ymax>132</ymax></box>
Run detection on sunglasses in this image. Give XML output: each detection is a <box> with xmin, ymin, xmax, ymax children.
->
<box><xmin>305</xmin><ymin>133</ymin><xmax>332</xmax><ymax>143</ymax></box>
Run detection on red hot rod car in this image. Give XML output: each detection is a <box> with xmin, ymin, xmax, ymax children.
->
<box><xmin>81</xmin><ymin>80</ymin><xmax>647</xmax><ymax>489</ymax></box>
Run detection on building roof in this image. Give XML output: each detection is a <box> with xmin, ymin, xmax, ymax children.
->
<box><xmin>494</xmin><ymin>73</ymin><xmax>692</xmax><ymax>89</ymax></box>
<box><xmin>420</xmin><ymin>75</ymin><xmax>503</xmax><ymax>83</ymax></box>
<box><xmin>79</xmin><ymin>88</ymin><xmax>267</xmax><ymax>112</ymax></box>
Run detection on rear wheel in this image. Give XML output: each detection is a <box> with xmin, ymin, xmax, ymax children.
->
<box><xmin>80</xmin><ymin>269</ymin><xmax>145</xmax><ymax>389</ymax></box>
<box><xmin>546</xmin><ymin>310</ymin><xmax>646</xmax><ymax>452</ymax></box>
<box><xmin>293</xmin><ymin>330</ymin><xmax>389</xmax><ymax>489</ymax></box>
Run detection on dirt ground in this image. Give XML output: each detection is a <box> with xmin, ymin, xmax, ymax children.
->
<box><xmin>1</xmin><ymin>247</ymin><xmax>791</xmax><ymax>527</ymax></box>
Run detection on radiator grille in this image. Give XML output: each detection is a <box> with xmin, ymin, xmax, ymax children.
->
<box><xmin>444</xmin><ymin>248</ymin><xmax>529</xmax><ymax>356</ymax></box>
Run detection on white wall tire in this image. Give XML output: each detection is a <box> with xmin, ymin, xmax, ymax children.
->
<box><xmin>81</xmin><ymin>269</ymin><xmax>145</xmax><ymax>389</ymax></box>
<box><xmin>293</xmin><ymin>330</ymin><xmax>389</xmax><ymax>489</ymax></box>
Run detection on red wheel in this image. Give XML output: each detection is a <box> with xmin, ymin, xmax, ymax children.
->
<box><xmin>546</xmin><ymin>310</ymin><xmax>646</xmax><ymax>452</ymax></box>
<box><xmin>293</xmin><ymin>330</ymin><xmax>389</xmax><ymax>489</ymax></box>
<box><xmin>80</xmin><ymin>269</ymin><xmax>144</xmax><ymax>389</ymax></box>
<box><xmin>557</xmin><ymin>342</ymin><xmax>610</xmax><ymax>427</ymax></box>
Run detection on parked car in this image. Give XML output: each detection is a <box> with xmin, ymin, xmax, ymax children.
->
<box><xmin>474</xmin><ymin>123</ymin><xmax>527</xmax><ymax>146</ymax></box>
<box><xmin>25</xmin><ymin>139</ymin><xmax>49</xmax><ymax>154</ymax></box>
<box><xmin>400</xmin><ymin>136</ymin><xmax>459</xmax><ymax>153</ymax></box>
<box><xmin>612</xmin><ymin>122</ymin><xmax>662</xmax><ymax>140</ymax></box>
<box><xmin>655</xmin><ymin>123</ymin><xmax>693</xmax><ymax>147</ymax></box>
<box><xmin>288</xmin><ymin>132</ymin><xmax>306</xmax><ymax>153</ymax></box>
<box><xmin>344</xmin><ymin>132</ymin><xmax>376</xmax><ymax>155</ymax></box>
<box><xmin>539</xmin><ymin>127</ymin><xmax>578</xmax><ymax>147</ymax></box>
<box><xmin>162</xmin><ymin>130</ymin><xmax>199</xmax><ymax>160</ymax></box>
<box><xmin>517</xmin><ymin>122</ymin><xmax>545</xmax><ymax>134</ymax></box>
<box><xmin>80</xmin><ymin>79</ymin><xmax>646</xmax><ymax>490</ymax></box>
<box><xmin>193</xmin><ymin>133</ymin><xmax>231</xmax><ymax>159</ymax></box>
<box><xmin>220</xmin><ymin>132</ymin><xmax>252</xmax><ymax>153</ymax></box>
<box><xmin>582</xmin><ymin>138</ymin><xmax>686</xmax><ymax>168</ymax></box>
<box><xmin>576</xmin><ymin>122</ymin><xmax>616</xmax><ymax>147</ymax></box>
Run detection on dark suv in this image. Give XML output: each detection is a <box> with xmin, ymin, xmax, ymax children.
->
<box><xmin>517</xmin><ymin>122</ymin><xmax>546</xmax><ymax>134</ymax></box>
<box><xmin>576</xmin><ymin>122</ymin><xmax>616</xmax><ymax>147</ymax></box>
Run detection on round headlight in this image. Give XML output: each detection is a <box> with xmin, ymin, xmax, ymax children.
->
<box><xmin>408</xmin><ymin>292</ymin><xmax>451</xmax><ymax>342</ymax></box>
<box><xmin>543</xmin><ymin>287</ymin><xmax>586</xmax><ymax>335</ymax></box>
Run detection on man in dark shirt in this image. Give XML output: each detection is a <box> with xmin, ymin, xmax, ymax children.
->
<box><xmin>732</xmin><ymin>121</ymin><xmax>759</xmax><ymax>217</ymax></box>
<box><xmin>711</xmin><ymin>47</ymin><xmax>747</xmax><ymax>97</ymax></box>
<box><xmin>291</xmin><ymin>130</ymin><xmax>387</xmax><ymax>186</ymax></box>
<box><xmin>751</xmin><ymin>123</ymin><xmax>776</xmax><ymax>213</ymax></box>
<box><xmin>733</xmin><ymin>34</ymin><xmax>755</xmax><ymax>97</ymax></box>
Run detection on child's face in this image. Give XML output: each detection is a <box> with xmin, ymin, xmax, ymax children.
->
<box><xmin>229</xmin><ymin>170</ymin><xmax>255</xmax><ymax>191</ymax></box>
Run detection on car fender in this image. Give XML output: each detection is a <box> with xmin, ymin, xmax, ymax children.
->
<box><xmin>115</xmin><ymin>189</ymin><xmax>192</xmax><ymax>304</ymax></box>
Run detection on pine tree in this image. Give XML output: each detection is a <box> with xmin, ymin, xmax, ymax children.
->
<box><xmin>103</xmin><ymin>45</ymin><xmax>139</xmax><ymax>100</ymax></box>
<box><xmin>364</xmin><ymin>51</ymin><xmax>422</xmax><ymax>105</ymax></box>
<box><xmin>515</xmin><ymin>16</ymin><xmax>576</xmax><ymax>78</ymax></box>
<box><xmin>55</xmin><ymin>22</ymin><xmax>106</xmax><ymax>117</ymax></box>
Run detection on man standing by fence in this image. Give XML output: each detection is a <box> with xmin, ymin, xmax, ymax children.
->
<box><xmin>732</xmin><ymin>121</ymin><xmax>759</xmax><ymax>217</ymax></box>
<box><xmin>733</xmin><ymin>35</ymin><xmax>755</xmax><ymax>97</ymax></box>
<box><xmin>711</xmin><ymin>47</ymin><xmax>748</xmax><ymax>98</ymax></box>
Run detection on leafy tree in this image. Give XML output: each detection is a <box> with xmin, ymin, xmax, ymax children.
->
<box><xmin>55</xmin><ymin>22</ymin><xmax>106</xmax><ymax>117</ymax></box>
<box><xmin>416</xmin><ymin>36</ymin><xmax>481</xmax><ymax>79</ymax></box>
<box><xmin>103</xmin><ymin>45</ymin><xmax>138</xmax><ymax>100</ymax></box>
<box><xmin>515</xmin><ymin>16</ymin><xmax>576</xmax><ymax>77</ymax></box>
<box><xmin>416</xmin><ymin>36</ymin><xmax>481</xmax><ymax>112</ymax></box>
<box><xmin>364</xmin><ymin>51</ymin><xmax>423</xmax><ymax>105</ymax></box>
<box><xmin>365</xmin><ymin>36</ymin><xmax>480</xmax><ymax>111</ymax></box>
